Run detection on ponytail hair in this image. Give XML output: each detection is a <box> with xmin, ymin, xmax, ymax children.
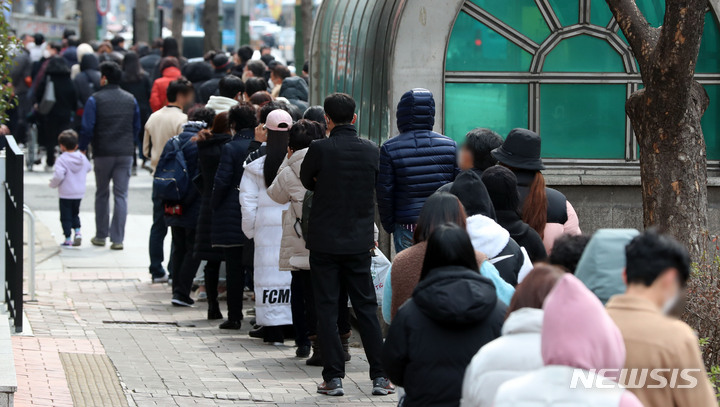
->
<box><xmin>522</xmin><ymin>171</ymin><xmax>548</xmax><ymax>239</ymax></box>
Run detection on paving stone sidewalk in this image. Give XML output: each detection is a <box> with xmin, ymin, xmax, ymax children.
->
<box><xmin>13</xmin><ymin>208</ymin><xmax>398</xmax><ymax>406</ymax></box>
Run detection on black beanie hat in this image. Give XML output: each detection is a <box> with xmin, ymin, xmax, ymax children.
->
<box><xmin>449</xmin><ymin>170</ymin><xmax>497</xmax><ymax>220</ymax></box>
<box><xmin>481</xmin><ymin>166</ymin><xmax>520</xmax><ymax>212</ymax></box>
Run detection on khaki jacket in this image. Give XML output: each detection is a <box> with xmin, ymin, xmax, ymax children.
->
<box><xmin>267</xmin><ymin>148</ymin><xmax>310</xmax><ymax>271</ymax></box>
<box><xmin>143</xmin><ymin>106</ymin><xmax>187</xmax><ymax>171</ymax></box>
<box><xmin>606</xmin><ymin>294</ymin><xmax>716</xmax><ymax>407</ymax></box>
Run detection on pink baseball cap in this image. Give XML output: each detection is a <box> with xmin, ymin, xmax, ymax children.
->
<box><xmin>265</xmin><ymin>110</ymin><xmax>293</xmax><ymax>132</ymax></box>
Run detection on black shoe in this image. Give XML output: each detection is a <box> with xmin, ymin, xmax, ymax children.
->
<box><xmin>219</xmin><ymin>320</ymin><xmax>242</xmax><ymax>330</ymax></box>
<box><xmin>249</xmin><ymin>317</ymin><xmax>256</xmax><ymax>326</ymax></box>
<box><xmin>317</xmin><ymin>378</ymin><xmax>344</xmax><ymax>396</ymax></box>
<box><xmin>208</xmin><ymin>301</ymin><xmax>223</xmax><ymax>320</ymax></box>
<box><xmin>171</xmin><ymin>295</ymin><xmax>195</xmax><ymax>307</ymax></box>
<box><xmin>249</xmin><ymin>326</ymin><xmax>264</xmax><ymax>338</ymax></box>
<box><xmin>296</xmin><ymin>345</ymin><xmax>311</xmax><ymax>358</ymax></box>
<box><xmin>372</xmin><ymin>377</ymin><xmax>396</xmax><ymax>396</ymax></box>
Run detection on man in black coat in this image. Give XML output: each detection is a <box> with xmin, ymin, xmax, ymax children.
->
<box><xmin>300</xmin><ymin>93</ymin><xmax>394</xmax><ymax>397</ymax></box>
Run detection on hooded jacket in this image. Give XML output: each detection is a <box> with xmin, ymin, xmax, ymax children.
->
<box><xmin>389</xmin><ymin>241</ymin><xmax>513</xmax><ymax>319</ymax></box>
<box><xmin>205</xmin><ymin>95</ymin><xmax>238</xmax><ymax>114</ymax></box>
<box><xmin>182</xmin><ymin>62</ymin><xmax>213</xmax><ymax>103</ymax></box>
<box><xmin>377</xmin><ymin>89</ymin><xmax>458</xmax><ymax>232</ymax></box>
<box><xmin>239</xmin><ymin>155</ymin><xmax>292</xmax><ymax>327</ymax></box>
<box><xmin>451</xmin><ymin>171</ymin><xmax>532</xmax><ymax>285</ymax></box>
<box><xmin>461</xmin><ymin>308</ymin><xmax>544</xmax><ymax>407</ymax></box>
<box><xmin>514</xmin><ymin>169</ymin><xmax>582</xmax><ymax>252</ymax></box>
<box><xmin>575</xmin><ymin>229</ymin><xmax>639</xmax><ymax>304</ymax></box>
<box><xmin>267</xmin><ymin>148</ymin><xmax>311</xmax><ymax>270</ymax></box>
<box><xmin>382</xmin><ymin>266</ymin><xmax>506</xmax><ymax>407</ymax></box>
<box><xmin>494</xmin><ymin>275</ymin><xmax>643</xmax><ymax>407</ymax></box>
<box><xmin>150</xmin><ymin>66</ymin><xmax>182</xmax><ymax>111</ymax></box>
<box><xmin>279</xmin><ymin>76</ymin><xmax>309</xmax><ymax>111</ymax></box>
<box><xmin>70</xmin><ymin>43</ymin><xmax>94</xmax><ymax>79</ymax></box>
<box><xmin>210</xmin><ymin>128</ymin><xmax>254</xmax><ymax>247</ymax></box>
<box><xmin>73</xmin><ymin>54</ymin><xmax>101</xmax><ymax>109</ymax></box>
<box><xmin>49</xmin><ymin>151</ymin><xmax>92</xmax><ymax>199</ymax></box>
<box><xmin>164</xmin><ymin>122</ymin><xmax>203</xmax><ymax>229</ymax></box>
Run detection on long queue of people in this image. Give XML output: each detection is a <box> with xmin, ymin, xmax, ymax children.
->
<box><xmin>22</xmin><ymin>31</ymin><xmax>717</xmax><ymax>403</ymax></box>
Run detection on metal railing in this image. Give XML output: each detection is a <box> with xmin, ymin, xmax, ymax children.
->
<box><xmin>23</xmin><ymin>205</ymin><xmax>35</xmax><ymax>302</ymax></box>
<box><xmin>4</xmin><ymin>136</ymin><xmax>23</xmax><ymax>333</ymax></box>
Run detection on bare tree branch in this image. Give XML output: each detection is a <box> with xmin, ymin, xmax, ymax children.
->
<box><xmin>605</xmin><ymin>0</ymin><xmax>660</xmax><ymax>72</ymax></box>
<box><xmin>650</xmin><ymin>0</ymin><xmax>707</xmax><ymax>90</ymax></box>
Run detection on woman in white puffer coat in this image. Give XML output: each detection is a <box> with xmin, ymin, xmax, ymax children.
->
<box><xmin>240</xmin><ymin>109</ymin><xmax>292</xmax><ymax>344</ymax></box>
<box><xmin>460</xmin><ymin>265</ymin><xmax>564</xmax><ymax>407</ymax></box>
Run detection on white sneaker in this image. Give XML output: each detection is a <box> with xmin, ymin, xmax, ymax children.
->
<box><xmin>152</xmin><ymin>273</ymin><xmax>169</xmax><ymax>284</ymax></box>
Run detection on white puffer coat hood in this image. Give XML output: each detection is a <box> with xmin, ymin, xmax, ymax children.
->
<box><xmin>461</xmin><ymin>308</ymin><xmax>544</xmax><ymax>407</ymax></box>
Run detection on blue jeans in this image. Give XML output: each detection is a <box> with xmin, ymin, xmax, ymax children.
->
<box><xmin>393</xmin><ymin>226</ymin><xmax>414</xmax><ymax>254</ymax></box>
<box><xmin>149</xmin><ymin>196</ymin><xmax>167</xmax><ymax>278</ymax></box>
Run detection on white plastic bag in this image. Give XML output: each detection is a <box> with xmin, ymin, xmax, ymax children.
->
<box><xmin>371</xmin><ymin>249</ymin><xmax>391</xmax><ymax>304</ymax></box>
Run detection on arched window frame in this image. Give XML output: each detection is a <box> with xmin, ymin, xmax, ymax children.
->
<box><xmin>444</xmin><ymin>0</ymin><xmax>720</xmax><ymax>164</ymax></box>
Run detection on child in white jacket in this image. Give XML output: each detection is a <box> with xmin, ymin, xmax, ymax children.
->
<box><xmin>49</xmin><ymin>130</ymin><xmax>92</xmax><ymax>246</ymax></box>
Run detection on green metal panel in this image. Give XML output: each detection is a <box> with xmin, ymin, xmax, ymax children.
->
<box><xmin>309</xmin><ymin>0</ymin><xmax>403</xmax><ymax>144</ymax></box>
<box><xmin>544</xmin><ymin>35</ymin><xmax>625</xmax><ymax>72</ymax></box>
<box><xmin>698</xmin><ymin>13</ymin><xmax>720</xmax><ymax>73</ymax></box>
<box><xmin>636</xmin><ymin>0</ymin><xmax>664</xmax><ymax>27</ymax></box>
<box><xmin>444</xmin><ymin>83</ymin><xmax>529</xmax><ymax>143</ymax></box>
<box><xmin>590</xmin><ymin>0</ymin><xmax>614</xmax><ymax>27</ymax></box>
<box><xmin>703</xmin><ymin>85</ymin><xmax>720</xmax><ymax>160</ymax></box>
<box><xmin>469</xmin><ymin>0</ymin><xmax>550</xmax><ymax>43</ymax></box>
<box><xmin>446</xmin><ymin>12</ymin><xmax>532</xmax><ymax>72</ymax></box>
<box><xmin>540</xmin><ymin>84</ymin><xmax>627</xmax><ymax>159</ymax></box>
<box><xmin>548</xmin><ymin>0</ymin><xmax>579</xmax><ymax>27</ymax></box>
<box><xmin>444</xmin><ymin>0</ymin><xmax>720</xmax><ymax>161</ymax></box>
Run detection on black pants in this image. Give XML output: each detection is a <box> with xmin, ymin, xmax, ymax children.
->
<box><xmin>223</xmin><ymin>246</ymin><xmax>246</xmax><ymax>322</ymax></box>
<box><xmin>310</xmin><ymin>251</ymin><xmax>386</xmax><ymax>382</ymax></box>
<box><xmin>171</xmin><ymin>227</ymin><xmax>200</xmax><ymax>299</ymax></box>
<box><xmin>291</xmin><ymin>270</ymin><xmax>311</xmax><ymax>347</ymax></box>
<box><xmin>59</xmin><ymin>198</ymin><xmax>81</xmax><ymax>238</ymax></box>
<box><xmin>203</xmin><ymin>260</ymin><xmax>222</xmax><ymax>303</ymax></box>
<box><xmin>297</xmin><ymin>270</ymin><xmax>350</xmax><ymax>338</ymax></box>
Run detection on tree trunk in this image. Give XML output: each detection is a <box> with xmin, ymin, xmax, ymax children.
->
<box><xmin>135</xmin><ymin>0</ymin><xmax>150</xmax><ymax>45</ymax></box>
<box><xmin>171</xmin><ymin>0</ymin><xmax>184</xmax><ymax>55</ymax></box>
<box><xmin>79</xmin><ymin>0</ymin><xmax>97</xmax><ymax>43</ymax></box>
<box><xmin>301</xmin><ymin>0</ymin><xmax>313</xmax><ymax>61</ymax></box>
<box><xmin>605</xmin><ymin>0</ymin><xmax>709</xmax><ymax>260</ymax></box>
<box><xmin>202</xmin><ymin>0</ymin><xmax>220</xmax><ymax>53</ymax></box>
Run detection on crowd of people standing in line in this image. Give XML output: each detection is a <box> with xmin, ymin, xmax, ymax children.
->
<box><xmin>8</xmin><ymin>29</ymin><xmax>718</xmax><ymax>405</ymax></box>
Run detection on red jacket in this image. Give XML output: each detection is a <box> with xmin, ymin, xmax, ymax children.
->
<box><xmin>150</xmin><ymin>66</ymin><xmax>182</xmax><ymax>112</ymax></box>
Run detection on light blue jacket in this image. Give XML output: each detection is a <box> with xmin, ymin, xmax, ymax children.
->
<box><xmin>382</xmin><ymin>260</ymin><xmax>515</xmax><ymax>324</ymax></box>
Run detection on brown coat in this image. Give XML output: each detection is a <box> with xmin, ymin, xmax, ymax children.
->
<box><xmin>606</xmin><ymin>294</ymin><xmax>716</xmax><ymax>407</ymax></box>
<box><xmin>390</xmin><ymin>242</ymin><xmax>487</xmax><ymax>319</ymax></box>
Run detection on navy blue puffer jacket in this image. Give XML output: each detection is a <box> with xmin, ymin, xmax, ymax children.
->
<box><xmin>377</xmin><ymin>89</ymin><xmax>458</xmax><ymax>233</ymax></box>
<box><xmin>164</xmin><ymin>122</ymin><xmax>202</xmax><ymax>229</ymax></box>
<box><xmin>210</xmin><ymin>128</ymin><xmax>255</xmax><ymax>247</ymax></box>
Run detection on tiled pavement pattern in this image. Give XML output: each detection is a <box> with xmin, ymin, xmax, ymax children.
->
<box><xmin>13</xmin><ymin>208</ymin><xmax>399</xmax><ymax>406</ymax></box>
